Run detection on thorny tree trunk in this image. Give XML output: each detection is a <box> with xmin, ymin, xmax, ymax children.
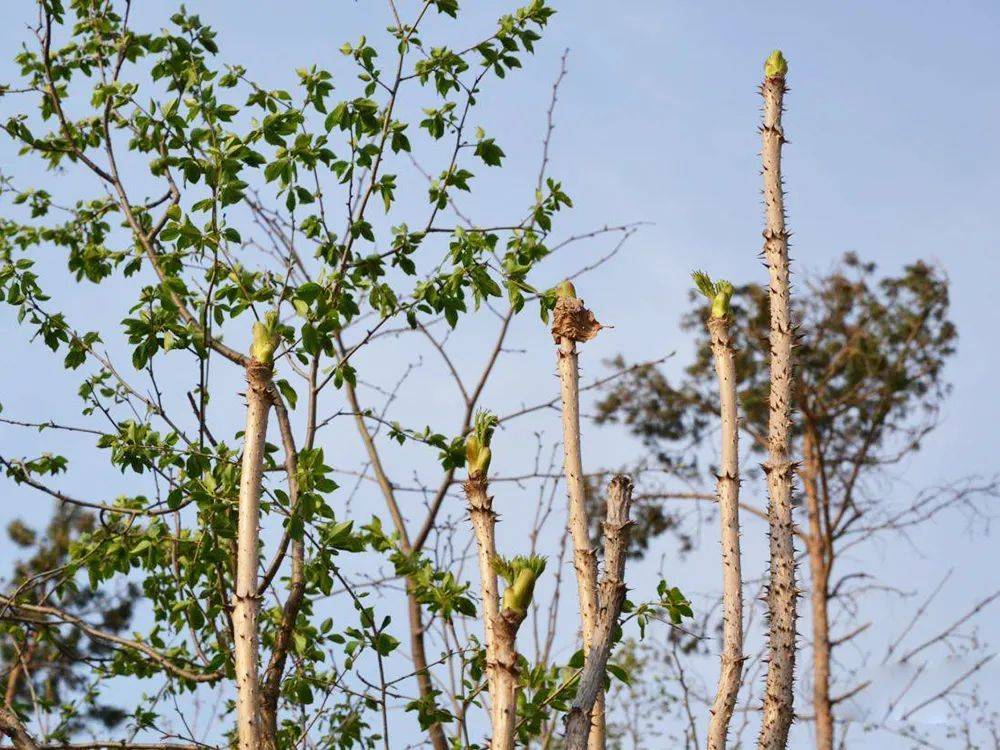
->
<box><xmin>564</xmin><ymin>476</ymin><xmax>633</xmax><ymax>750</ymax></box>
<box><xmin>802</xmin><ymin>428</ymin><xmax>833</xmax><ymax>750</ymax></box>
<box><xmin>492</xmin><ymin>611</ymin><xmax>525</xmax><ymax>750</ymax></box>
<box><xmin>464</xmin><ymin>413</ymin><xmax>539</xmax><ymax>750</ymax></box>
<box><xmin>558</xmin><ymin>334</ymin><xmax>600</xmax><ymax>646</ymax></box>
<box><xmin>553</xmin><ymin>292</ymin><xmax>605</xmax><ymax>750</ymax></box>
<box><xmin>234</xmin><ymin>359</ymin><xmax>273</xmax><ymax>750</ymax></box>
<box><xmin>706</xmin><ymin>316</ymin><xmax>744</xmax><ymax>750</ymax></box>
<box><xmin>464</xmin><ymin>477</ymin><xmax>504</xmax><ymax>744</ymax></box>
<box><xmin>758</xmin><ymin>52</ymin><xmax>799</xmax><ymax>750</ymax></box>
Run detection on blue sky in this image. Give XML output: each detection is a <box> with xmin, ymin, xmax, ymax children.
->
<box><xmin>2</xmin><ymin>1</ymin><xmax>999</xmax><ymax>747</ymax></box>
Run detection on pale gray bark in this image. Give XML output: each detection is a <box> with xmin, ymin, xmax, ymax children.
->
<box><xmin>757</xmin><ymin>58</ymin><xmax>799</xmax><ymax>750</ymax></box>
<box><xmin>464</xmin><ymin>476</ymin><xmax>502</xmax><ymax>737</ymax></box>
<box><xmin>233</xmin><ymin>360</ymin><xmax>273</xmax><ymax>750</ymax></box>
<box><xmin>564</xmin><ymin>476</ymin><xmax>633</xmax><ymax>750</ymax></box>
<box><xmin>491</xmin><ymin>612</ymin><xmax>523</xmax><ymax>750</ymax></box>
<box><xmin>553</xmin><ymin>294</ymin><xmax>605</xmax><ymax>750</ymax></box>
<box><xmin>706</xmin><ymin>316</ymin><xmax>745</xmax><ymax>750</ymax></box>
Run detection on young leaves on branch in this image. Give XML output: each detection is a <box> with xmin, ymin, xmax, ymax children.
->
<box><xmin>692</xmin><ymin>270</ymin><xmax>734</xmax><ymax>320</ymax></box>
<box><xmin>493</xmin><ymin>554</ymin><xmax>547</xmax><ymax>618</ymax></box>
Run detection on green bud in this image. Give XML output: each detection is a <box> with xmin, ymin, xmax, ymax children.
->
<box><xmin>711</xmin><ymin>281</ymin><xmax>735</xmax><ymax>319</ymax></box>
<box><xmin>466</xmin><ymin>436</ymin><xmax>492</xmax><ymax>478</ymax></box>
<box><xmin>503</xmin><ymin>568</ymin><xmax>537</xmax><ymax>616</ymax></box>
<box><xmin>250</xmin><ymin>310</ymin><xmax>280</xmax><ymax>364</ymax></box>
<box><xmin>494</xmin><ymin>555</ymin><xmax>546</xmax><ymax>617</ymax></box>
<box><xmin>555</xmin><ymin>280</ymin><xmax>577</xmax><ymax>299</ymax></box>
<box><xmin>691</xmin><ymin>271</ymin><xmax>735</xmax><ymax>320</ymax></box>
<box><xmin>765</xmin><ymin>50</ymin><xmax>788</xmax><ymax>79</ymax></box>
<box><xmin>466</xmin><ymin>410</ymin><xmax>498</xmax><ymax>478</ymax></box>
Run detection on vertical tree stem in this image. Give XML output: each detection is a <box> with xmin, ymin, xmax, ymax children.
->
<box><xmin>260</xmin><ymin>388</ymin><xmax>303</xmax><ymax>749</ymax></box>
<box><xmin>706</xmin><ymin>316</ymin><xmax>744</xmax><ymax>750</ymax></box>
<box><xmin>803</xmin><ymin>428</ymin><xmax>833</xmax><ymax>750</ymax></box>
<box><xmin>491</xmin><ymin>612</ymin><xmax>522</xmax><ymax>750</ymax></box>
<box><xmin>233</xmin><ymin>359</ymin><xmax>273</xmax><ymax>750</ymax></box>
<box><xmin>464</xmin><ymin>477</ymin><xmax>503</xmax><ymax>743</ymax></box>
<box><xmin>556</xmin><ymin>334</ymin><xmax>604</xmax><ymax>749</ymax></box>
<box><xmin>464</xmin><ymin>412</ymin><xmax>540</xmax><ymax>750</ymax></box>
<box><xmin>758</xmin><ymin>52</ymin><xmax>799</xmax><ymax>750</ymax></box>
<box><xmin>563</xmin><ymin>476</ymin><xmax>633</xmax><ymax>750</ymax></box>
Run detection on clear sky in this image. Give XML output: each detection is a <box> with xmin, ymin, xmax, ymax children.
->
<box><xmin>1</xmin><ymin>1</ymin><xmax>998</xmax><ymax>748</ymax></box>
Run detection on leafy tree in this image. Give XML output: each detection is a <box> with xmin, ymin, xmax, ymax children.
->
<box><xmin>0</xmin><ymin>1</ymin><xmax>633</xmax><ymax>747</ymax></box>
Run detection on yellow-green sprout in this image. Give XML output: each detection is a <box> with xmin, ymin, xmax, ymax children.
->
<box><xmin>250</xmin><ymin>310</ymin><xmax>281</xmax><ymax>364</ymax></box>
<box><xmin>493</xmin><ymin>554</ymin><xmax>547</xmax><ymax>617</ymax></box>
<box><xmin>555</xmin><ymin>279</ymin><xmax>577</xmax><ymax>300</ymax></box>
<box><xmin>465</xmin><ymin>410</ymin><xmax>499</xmax><ymax>478</ymax></box>
<box><xmin>692</xmin><ymin>271</ymin><xmax>735</xmax><ymax>320</ymax></box>
<box><xmin>765</xmin><ymin>50</ymin><xmax>788</xmax><ymax>79</ymax></box>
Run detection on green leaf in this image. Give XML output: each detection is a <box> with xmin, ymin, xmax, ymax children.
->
<box><xmin>606</xmin><ymin>663</ymin><xmax>631</xmax><ymax>685</ymax></box>
<box><xmin>474</xmin><ymin>138</ymin><xmax>505</xmax><ymax>166</ymax></box>
<box><xmin>276</xmin><ymin>378</ymin><xmax>298</xmax><ymax>409</ymax></box>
